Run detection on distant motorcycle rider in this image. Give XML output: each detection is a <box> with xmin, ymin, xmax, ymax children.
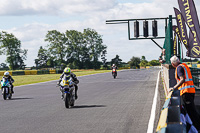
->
<box><xmin>57</xmin><ymin>67</ymin><xmax>79</xmax><ymax>99</ymax></box>
<box><xmin>111</xmin><ymin>64</ymin><xmax>118</xmax><ymax>76</ymax></box>
<box><xmin>1</xmin><ymin>71</ymin><xmax>14</xmax><ymax>93</ymax></box>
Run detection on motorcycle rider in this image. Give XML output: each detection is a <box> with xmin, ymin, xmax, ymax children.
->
<box><xmin>111</xmin><ymin>64</ymin><xmax>118</xmax><ymax>76</ymax></box>
<box><xmin>1</xmin><ymin>71</ymin><xmax>14</xmax><ymax>93</ymax></box>
<box><xmin>57</xmin><ymin>67</ymin><xmax>79</xmax><ymax>99</ymax></box>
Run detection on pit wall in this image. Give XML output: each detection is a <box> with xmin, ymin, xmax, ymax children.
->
<box><xmin>162</xmin><ymin>64</ymin><xmax>176</xmax><ymax>97</ymax></box>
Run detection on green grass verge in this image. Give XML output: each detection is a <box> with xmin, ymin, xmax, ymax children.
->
<box><xmin>13</xmin><ymin>70</ymin><xmax>111</xmax><ymax>86</ymax></box>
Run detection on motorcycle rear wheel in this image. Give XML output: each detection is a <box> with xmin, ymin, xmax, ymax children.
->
<box><xmin>113</xmin><ymin>73</ymin><xmax>116</xmax><ymax>79</ymax></box>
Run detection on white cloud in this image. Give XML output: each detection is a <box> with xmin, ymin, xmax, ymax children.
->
<box><xmin>0</xmin><ymin>0</ymin><xmax>117</xmax><ymax>16</ymax></box>
<box><xmin>1</xmin><ymin>0</ymin><xmax>200</xmax><ymax>66</ymax></box>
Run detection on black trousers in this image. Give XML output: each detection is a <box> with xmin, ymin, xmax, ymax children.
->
<box><xmin>74</xmin><ymin>84</ymin><xmax>78</xmax><ymax>96</ymax></box>
<box><xmin>182</xmin><ymin>93</ymin><xmax>200</xmax><ymax>131</ymax></box>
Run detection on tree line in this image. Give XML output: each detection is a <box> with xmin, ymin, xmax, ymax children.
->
<box><xmin>0</xmin><ymin>28</ymin><xmax>161</xmax><ymax>70</ymax></box>
<box><xmin>128</xmin><ymin>56</ymin><xmax>160</xmax><ymax>69</ymax></box>
<box><xmin>35</xmin><ymin>28</ymin><xmax>107</xmax><ymax>69</ymax></box>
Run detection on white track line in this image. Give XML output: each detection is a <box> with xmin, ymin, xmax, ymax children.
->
<box><xmin>147</xmin><ymin>70</ymin><xmax>160</xmax><ymax>133</ymax></box>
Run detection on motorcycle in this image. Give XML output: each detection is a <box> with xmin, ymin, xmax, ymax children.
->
<box><xmin>112</xmin><ymin>68</ymin><xmax>117</xmax><ymax>79</ymax></box>
<box><xmin>1</xmin><ymin>78</ymin><xmax>12</xmax><ymax>100</ymax></box>
<box><xmin>59</xmin><ymin>75</ymin><xmax>75</xmax><ymax>108</ymax></box>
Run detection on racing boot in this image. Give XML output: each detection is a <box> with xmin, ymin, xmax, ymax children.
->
<box><xmin>75</xmin><ymin>93</ymin><xmax>78</xmax><ymax>100</ymax></box>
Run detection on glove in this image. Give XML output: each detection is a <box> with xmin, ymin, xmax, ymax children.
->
<box><xmin>169</xmin><ymin>88</ymin><xmax>175</xmax><ymax>92</ymax></box>
<box><xmin>74</xmin><ymin>80</ymin><xmax>79</xmax><ymax>84</ymax></box>
<box><xmin>57</xmin><ymin>82</ymin><xmax>60</xmax><ymax>86</ymax></box>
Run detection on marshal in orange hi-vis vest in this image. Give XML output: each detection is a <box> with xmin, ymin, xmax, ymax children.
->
<box><xmin>175</xmin><ymin>63</ymin><xmax>195</xmax><ymax>96</ymax></box>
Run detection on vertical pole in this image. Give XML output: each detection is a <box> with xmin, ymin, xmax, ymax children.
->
<box><xmin>169</xmin><ymin>15</ymin><xmax>173</xmax><ymax>59</ymax></box>
<box><xmin>165</xmin><ymin>18</ymin><xmax>168</xmax><ymax>33</ymax></box>
<box><xmin>178</xmin><ymin>40</ymin><xmax>182</xmax><ymax>62</ymax></box>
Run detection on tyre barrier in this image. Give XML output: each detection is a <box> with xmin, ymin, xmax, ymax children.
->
<box><xmin>24</xmin><ymin>70</ymin><xmax>37</xmax><ymax>75</ymax></box>
<box><xmin>0</xmin><ymin>71</ymin><xmax>13</xmax><ymax>76</ymax></box>
<box><xmin>0</xmin><ymin>70</ymin><xmax>61</xmax><ymax>76</ymax></box>
<box><xmin>49</xmin><ymin>70</ymin><xmax>56</xmax><ymax>74</ymax></box>
<box><xmin>156</xmin><ymin>90</ymin><xmax>186</xmax><ymax>133</ymax></box>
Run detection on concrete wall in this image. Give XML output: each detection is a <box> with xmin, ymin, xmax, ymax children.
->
<box><xmin>162</xmin><ymin>64</ymin><xmax>176</xmax><ymax>96</ymax></box>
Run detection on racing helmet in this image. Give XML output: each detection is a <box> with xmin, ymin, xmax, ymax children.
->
<box><xmin>64</xmin><ymin>67</ymin><xmax>71</xmax><ymax>74</ymax></box>
<box><xmin>4</xmin><ymin>71</ymin><xmax>10</xmax><ymax>78</ymax></box>
<box><xmin>112</xmin><ymin>64</ymin><xmax>115</xmax><ymax>67</ymax></box>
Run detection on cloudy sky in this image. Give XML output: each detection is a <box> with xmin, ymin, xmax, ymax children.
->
<box><xmin>0</xmin><ymin>0</ymin><xmax>200</xmax><ymax>66</ymax></box>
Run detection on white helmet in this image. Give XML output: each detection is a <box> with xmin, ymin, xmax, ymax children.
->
<box><xmin>4</xmin><ymin>71</ymin><xmax>9</xmax><ymax>78</ymax></box>
<box><xmin>112</xmin><ymin>64</ymin><xmax>115</xmax><ymax>66</ymax></box>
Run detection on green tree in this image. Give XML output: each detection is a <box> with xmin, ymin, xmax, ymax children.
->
<box><xmin>140</xmin><ymin>56</ymin><xmax>148</xmax><ymax>67</ymax></box>
<box><xmin>148</xmin><ymin>60</ymin><xmax>160</xmax><ymax>66</ymax></box>
<box><xmin>65</xmin><ymin>30</ymin><xmax>84</xmax><ymax>69</ymax></box>
<box><xmin>111</xmin><ymin>55</ymin><xmax>122</xmax><ymax>67</ymax></box>
<box><xmin>35</xmin><ymin>46</ymin><xmax>48</xmax><ymax>68</ymax></box>
<box><xmin>46</xmin><ymin>57</ymin><xmax>56</xmax><ymax>68</ymax></box>
<box><xmin>101</xmin><ymin>49</ymin><xmax>107</xmax><ymax>69</ymax></box>
<box><xmin>45</xmin><ymin>30</ymin><xmax>67</xmax><ymax>66</ymax></box>
<box><xmin>0</xmin><ymin>31</ymin><xmax>27</xmax><ymax>70</ymax></box>
<box><xmin>43</xmin><ymin>28</ymin><xmax>107</xmax><ymax>69</ymax></box>
<box><xmin>128</xmin><ymin>56</ymin><xmax>140</xmax><ymax>69</ymax></box>
<box><xmin>83</xmin><ymin>28</ymin><xmax>107</xmax><ymax>69</ymax></box>
<box><xmin>0</xmin><ymin>63</ymin><xmax>8</xmax><ymax>69</ymax></box>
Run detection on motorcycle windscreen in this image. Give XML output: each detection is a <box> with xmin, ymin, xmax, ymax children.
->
<box><xmin>1</xmin><ymin>78</ymin><xmax>9</xmax><ymax>87</ymax></box>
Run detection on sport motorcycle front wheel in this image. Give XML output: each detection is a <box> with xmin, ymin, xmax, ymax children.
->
<box><xmin>64</xmin><ymin>93</ymin><xmax>70</xmax><ymax>108</ymax></box>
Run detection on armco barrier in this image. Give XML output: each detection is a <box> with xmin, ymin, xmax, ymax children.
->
<box><xmin>156</xmin><ymin>90</ymin><xmax>186</xmax><ymax>133</ymax></box>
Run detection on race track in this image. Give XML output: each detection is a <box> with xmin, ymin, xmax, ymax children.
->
<box><xmin>0</xmin><ymin>69</ymin><xmax>160</xmax><ymax>133</ymax></box>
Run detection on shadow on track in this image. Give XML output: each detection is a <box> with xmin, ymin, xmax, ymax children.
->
<box><xmin>72</xmin><ymin>105</ymin><xmax>106</xmax><ymax>109</ymax></box>
<box><xmin>10</xmin><ymin>97</ymin><xmax>34</xmax><ymax>100</ymax></box>
<box><xmin>111</xmin><ymin>77</ymin><xmax>122</xmax><ymax>79</ymax></box>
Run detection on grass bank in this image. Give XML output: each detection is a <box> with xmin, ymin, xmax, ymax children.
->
<box><xmin>13</xmin><ymin>70</ymin><xmax>111</xmax><ymax>86</ymax></box>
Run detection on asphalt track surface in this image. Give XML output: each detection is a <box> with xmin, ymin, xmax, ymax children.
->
<box><xmin>0</xmin><ymin>69</ymin><xmax>160</xmax><ymax>133</ymax></box>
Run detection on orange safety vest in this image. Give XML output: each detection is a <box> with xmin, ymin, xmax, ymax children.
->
<box><xmin>175</xmin><ymin>63</ymin><xmax>195</xmax><ymax>96</ymax></box>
